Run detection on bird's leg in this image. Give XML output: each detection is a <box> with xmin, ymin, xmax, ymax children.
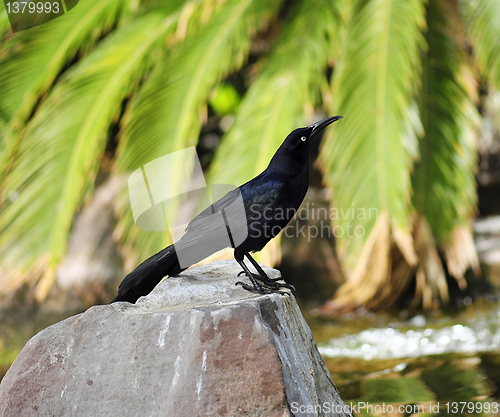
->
<box><xmin>244</xmin><ymin>253</ymin><xmax>290</xmax><ymax>284</ymax></box>
<box><xmin>235</xmin><ymin>259</ymin><xmax>289</xmax><ymax>295</ymax></box>
<box><xmin>237</xmin><ymin>253</ymin><xmax>295</xmax><ymax>291</ymax></box>
<box><xmin>245</xmin><ymin>253</ymin><xmax>295</xmax><ymax>290</ymax></box>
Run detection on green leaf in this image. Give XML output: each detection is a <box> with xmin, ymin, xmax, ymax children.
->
<box><xmin>0</xmin><ymin>0</ymin><xmax>131</xmax><ymax>125</ymax></box>
<box><xmin>412</xmin><ymin>0</ymin><xmax>479</xmax><ymax>284</ymax></box>
<box><xmin>208</xmin><ymin>0</ymin><xmax>347</xmax><ymax>186</ymax></box>
<box><xmin>204</xmin><ymin>0</ymin><xmax>346</xmax><ymax>267</ymax></box>
<box><xmin>0</xmin><ymin>7</ymin><xmax>10</xmax><ymax>38</ymax></box>
<box><xmin>413</xmin><ymin>0</ymin><xmax>478</xmax><ymax>241</ymax></box>
<box><xmin>0</xmin><ymin>0</ymin><xmax>132</xmax><ymax>187</ymax></box>
<box><xmin>0</xmin><ymin>14</ymin><xmax>176</xmax><ymax>298</ymax></box>
<box><xmin>115</xmin><ymin>0</ymin><xmax>282</xmax><ymax>264</ymax></box>
<box><xmin>204</xmin><ymin>0</ymin><xmax>346</xmax><ymax>266</ymax></box>
<box><xmin>463</xmin><ymin>0</ymin><xmax>500</xmax><ymax>89</ymax></box>
<box><xmin>320</xmin><ymin>0</ymin><xmax>426</xmax><ymax>273</ymax></box>
<box><xmin>209</xmin><ymin>83</ymin><xmax>240</xmax><ymax>116</ymax></box>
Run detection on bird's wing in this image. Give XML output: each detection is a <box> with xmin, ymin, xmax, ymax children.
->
<box><xmin>239</xmin><ymin>170</ymin><xmax>291</xmax><ymax>215</ymax></box>
<box><xmin>174</xmin><ymin>189</ymin><xmax>247</xmax><ymax>257</ymax></box>
<box><xmin>185</xmin><ymin>188</ymin><xmax>242</xmax><ymax>232</ymax></box>
<box><xmin>180</xmin><ymin>172</ymin><xmax>289</xmax><ymax>246</ymax></box>
<box><xmin>186</xmin><ymin>171</ymin><xmax>288</xmax><ymax>229</ymax></box>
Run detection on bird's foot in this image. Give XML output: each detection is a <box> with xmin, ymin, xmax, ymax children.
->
<box><xmin>237</xmin><ymin>271</ymin><xmax>295</xmax><ymax>291</ymax></box>
<box><xmin>237</xmin><ymin>270</ymin><xmax>284</xmax><ymax>281</ymax></box>
<box><xmin>235</xmin><ymin>281</ymin><xmax>289</xmax><ymax>296</ymax></box>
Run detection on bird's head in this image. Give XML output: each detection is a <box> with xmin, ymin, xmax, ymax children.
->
<box><xmin>270</xmin><ymin>116</ymin><xmax>343</xmax><ymax>170</ymax></box>
<box><xmin>303</xmin><ymin>115</ymin><xmax>343</xmax><ymax>142</ymax></box>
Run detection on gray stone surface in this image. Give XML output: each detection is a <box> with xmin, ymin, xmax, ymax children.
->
<box><xmin>0</xmin><ymin>261</ymin><xmax>351</xmax><ymax>417</ymax></box>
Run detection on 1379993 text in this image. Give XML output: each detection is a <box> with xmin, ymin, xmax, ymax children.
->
<box><xmin>5</xmin><ymin>2</ymin><xmax>60</xmax><ymax>13</ymax></box>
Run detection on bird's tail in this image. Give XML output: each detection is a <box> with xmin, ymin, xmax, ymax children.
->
<box><xmin>111</xmin><ymin>244</ymin><xmax>183</xmax><ymax>304</ymax></box>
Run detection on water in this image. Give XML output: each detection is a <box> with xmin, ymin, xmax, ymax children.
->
<box><xmin>318</xmin><ymin>311</ymin><xmax>500</xmax><ymax>360</ymax></box>
<box><xmin>307</xmin><ymin>302</ymin><xmax>500</xmax><ymax>416</ymax></box>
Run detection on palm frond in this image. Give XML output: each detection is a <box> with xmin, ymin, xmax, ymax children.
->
<box><xmin>0</xmin><ymin>0</ymin><xmax>131</xmax><ymax>123</ymax></box>
<box><xmin>463</xmin><ymin>0</ymin><xmax>500</xmax><ymax>89</ymax></box>
<box><xmin>0</xmin><ymin>0</ymin><xmax>132</xmax><ymax>185</ymax></box>
<box><xmin>0</xmin><ymin>15</ymin><xmax>176</xmax><ymax>299</ymax></box>
<box><xmin>138</xmin><ymin>0</ymin><xmax>188</xmax><ymax>16</ymax></box>
<box><xmin>0</xmin><ymin>8</ymin><xmax>9</xmax><ymax>39</ymax></box>
<box><xmin>115</xmin><ymin>0</ymin><xmax>282</xmax><ymax>265</ymax></box>
<box><xmin>206</xmin><ymin>0</ymin><xmax>347</xmax><ymax>265</ymax></box>
<box><xmin>412</xmin><ymin>0</ymin><xmax>479</xmax><ymax>302</ymax></box>
<box><xmin>208</xmin><ymin>0</ymin><xmax>348</xmax><ymax>185</ymax></box>
<box><xmin>317</xmin><ymin>0</ymin><xmax>426</xmax><ymax>312</ymax></box>
<box><xmin>321</xmin><ymin>0</ymin><xmax>426</xmax><ymax>268</ymax></box>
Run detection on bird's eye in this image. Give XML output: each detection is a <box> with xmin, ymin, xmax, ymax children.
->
<box><xmin>300</xmin><ymin>136</ymin><xmax>307</xmax><ymax>142</ymax></box>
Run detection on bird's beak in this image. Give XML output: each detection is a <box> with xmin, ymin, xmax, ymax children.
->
<box><xmin>309</xmin><ymin>115</ymin><xmax>343</xmax><ymax>138</ymax></box>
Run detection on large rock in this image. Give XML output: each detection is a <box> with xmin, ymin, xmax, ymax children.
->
<box><xmin>0</xmin><ymin>261</ymin><xmax>350</xmax><ymax>417</ymax></box>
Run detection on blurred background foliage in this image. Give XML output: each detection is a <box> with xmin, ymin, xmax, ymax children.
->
<box><xmin>0</xmin><ymin>0</ymin><xmax>499</xmax><ymax>316</ymax></box>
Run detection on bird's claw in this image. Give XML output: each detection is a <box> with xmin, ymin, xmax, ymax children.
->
<box><xmin>237</xmin><ymin>270</ymin><xmax>281</xmax><ymax>280</ymax></box>
<box><xmin>235</xmin><ymin>281</ymin><xmax>252</xmax><ymax>289</ymax></box>
<box><xmin>256</xmin><ymin>275</ymin><xmax>295</xmax><ymax>291</ymax></box>
<box><xmin>235</xmin><ymin>272</ymin><xmax>292</xmax><ymax>295</ymax></box>
<box><xmin>235</xmin><ymin>281</ymin><xmax>288</xmax><ymax>296</ymax></box>
<box><xmin>265</xmin><ymin>276</ymin><xmax>288</xmax><ymax>283</ymax></box>
<box><xmin>276</xmin><ymin>281</ymin><xmax>295</xmax><ymax>291</ymax></box>
<box><xmin>237</xmin><ymin>271</ymin><xmax>293</xmax><ymax>289</ymax></box>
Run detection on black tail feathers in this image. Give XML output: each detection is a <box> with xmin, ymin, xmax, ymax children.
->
<box><xmin>111</xmin><ymin>245</ymin><xmax>183</xmax><ymax>304</ymax></box>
